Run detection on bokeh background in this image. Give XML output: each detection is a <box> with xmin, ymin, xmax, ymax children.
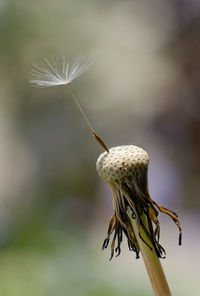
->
<box><xmin>0</xmin><ymin>0</ymin><xmax>200</xmax><ymax>295</ymax></box>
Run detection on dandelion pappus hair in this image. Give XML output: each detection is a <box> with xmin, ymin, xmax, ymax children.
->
<box><xmin>30</xmin><ymin>55</ymin><xmax>91</xmax><ymax>87</ymax></box>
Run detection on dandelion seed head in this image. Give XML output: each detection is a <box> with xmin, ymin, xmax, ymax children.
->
<box><xmin>29</xmin><ymin>55</ymin><xmax>91</xmax><ymax>87</ymax></box>
<box><xmin>96</xmin><ymin>145</ymin><xmax>149</xmax><ymax>182</ymax></box>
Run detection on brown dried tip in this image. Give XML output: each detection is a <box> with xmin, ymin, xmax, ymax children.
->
<box><xmin>96</xmin><ymin>145</ymin><xmax>182</xmax><ymax>260</ymax></box>
<box><xmin>93</xmin><ymin>131</ymin><xmax>109</xmax><ymax>153</ymax></box>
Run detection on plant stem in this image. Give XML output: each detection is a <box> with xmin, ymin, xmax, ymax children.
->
<box><xmin>127</xmin><ymin>207</ymin><xmax>172</xmax><ymax>296</ymax></box>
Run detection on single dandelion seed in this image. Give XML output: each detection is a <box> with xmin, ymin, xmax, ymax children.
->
<box><xmin>96</xmin><ymin>145</ymin><xmax>182</xmax><ymax>296</ymax></box>
<box><xmin>29</xmin><ymin>56</ymin><xmax>109</xmax><ymax>153</ymax></box>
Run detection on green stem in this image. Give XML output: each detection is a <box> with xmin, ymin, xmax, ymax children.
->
<box><xmin>127</xmin><ymin>207</ymin><xmax>172</xmax><ymax>296</ymax></box>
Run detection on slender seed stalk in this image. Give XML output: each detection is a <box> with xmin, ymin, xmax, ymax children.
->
<box><xmin>127</xmin><ymin>207</ymin><xmax>172</xmax><ymax>296</ymax></box>
<box><xmin>67</xmin><ymin>84</ymin><xmax>109</xmax><ymax>153</ymax></box>
<box><xmin>67</xmin><ymin>84</ymin><xmax>94</xmax><ymax>133</ymax></box>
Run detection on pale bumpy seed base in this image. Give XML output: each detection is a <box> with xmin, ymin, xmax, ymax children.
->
<box><xmin>96</xmin><ymin>145</ymin><xmax>149</xmax><ymax>182</ymax></box>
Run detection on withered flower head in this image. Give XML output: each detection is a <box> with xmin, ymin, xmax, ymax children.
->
<box><xmin>96</xmin><ymin>145</ymin><xmax>182</xmax><ymax>260</ymax></box>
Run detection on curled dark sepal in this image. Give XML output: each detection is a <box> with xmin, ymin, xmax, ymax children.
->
<box><xmin>150</xmin><ymin>199</ymin><xmax>182</xmax><ymax>246</ymax></box>
<box><xmin>102</xmin><ymin>172</ymin><xmax>182</xmax><ymax>260</ymax></box>
<box><xmin>102</xmin><ymin>213</ymin><xmax>140</xmax><ymax>260</ymax></box>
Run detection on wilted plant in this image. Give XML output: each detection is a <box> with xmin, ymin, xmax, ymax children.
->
<box><xmin>30</xmin><ymin>56</ymin><xmax>182</xmax><ymax>296</ymax></box>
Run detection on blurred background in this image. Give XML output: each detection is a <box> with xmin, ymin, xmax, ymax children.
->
<box><xmin>0</xmin><ymin>0</ymin><xmax>200</xmax><ymax>295</ymax></box>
